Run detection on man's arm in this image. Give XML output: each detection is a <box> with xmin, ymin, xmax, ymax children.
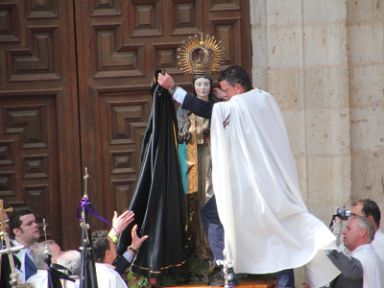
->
<box><xmin>113</xmin><ymin>252</ymin><xmax>134</xmax><ymax>274</ymax></box>
<box><xmin>327</xmin><ymin>250</ymin><xmax>363</xmax><ymax>280</ymax></box>
<box><xmin>182</xmin><ymin>93</ymin><xmax>213</xmax><ymax>119</ymax></box>
<box><xmin>106</xmin><ymin>210</ymin><xmax>135</xmax><ymax>273</ymax></box>
<box><xmin>112</xmin><ymin>224</ymin><xmax>148</xmax><ymax>274</ymax></box>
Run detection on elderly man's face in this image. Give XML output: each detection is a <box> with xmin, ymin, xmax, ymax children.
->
<box><xmin>342</xmin><ymin>217</ymin><xmax>362</xmax><ymax>251</ymax></box>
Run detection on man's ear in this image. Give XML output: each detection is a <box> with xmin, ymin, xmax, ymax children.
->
<box><xmin>12</xmin><ymin>227</ymin><xmax>21</xmax><ymax>237</ymax></box>
<box><xmin>104</xmin><ymin>247</ymin><xmax>112</xmax><ymax>258</ymax></box>
<box><xmin>235</xmin><ymin>83</ymin><xmax>244</xmax><ymax>94</ymax></box>
<box><xmin>367</xmin><ymin>215</ymin><xmax>375</xmax><ymax>224</ymax></box>
<box><xmin>360</xmin><ymin>228</ymin><xmax>369</xmax><ymax>238</ymax></box>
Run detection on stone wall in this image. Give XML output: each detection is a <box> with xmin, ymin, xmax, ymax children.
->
<box><xmin>250</xmin><ymin>0</ymin><xmax>352</xmax><ymax>222</ymax></box>
<box><xmin>347</xmin><ymin>0</ymin><xmax>384</xmax><ymax>212</ymax></box>
<box><xmin>250</xmin><ymin>0</ymin><xmax>384</xmax><ymax>282</ymax></box>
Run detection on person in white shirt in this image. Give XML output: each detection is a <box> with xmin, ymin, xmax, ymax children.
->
<box><xmin>92</xmin><ymin>225</ymin><xmax>148</xmax><ymax>288</ymax></box>
<box><xmin>327</xmin><ymin>215</ymin><xmax>384</xmax><ymax>287</ymax></box>
<box><xmin>332</xmin><ymin>199</ymin><xmax>384</xmax><ymax>264</ymax></box>
<box><xmin>26</xmin><ymin>242</ymin><xmax>52</xmax><ymax>287</ymax></box>
<box><xmin>57</xmin><ymin>250</ymin><xmax>82</xmax><ymax>288</ymax></box>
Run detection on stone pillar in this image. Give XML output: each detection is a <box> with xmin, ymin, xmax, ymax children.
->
<box><xmin>347</xmin><ymin>0</ymin><xmax>384</xmax><ymax>208</ymax></box>
<box><xmin>250</xmin><ymin>0</ymin><xmax>351</xmax><ymax>222</ymax></box>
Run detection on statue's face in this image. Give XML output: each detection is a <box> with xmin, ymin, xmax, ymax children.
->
<box><xmin>194</xmin><ymin>77</ymin><xmax>211</xmax><ymax>100</ymax></box>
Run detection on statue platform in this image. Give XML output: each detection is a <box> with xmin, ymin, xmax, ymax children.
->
<box><xmin>166</xmin><ymin>279</ymin><xmax>275</xmax><ymax>288</ymax></box>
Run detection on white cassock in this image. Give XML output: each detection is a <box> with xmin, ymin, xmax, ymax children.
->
<box><xmin>95</xmin><ymin>263</ymin><xmax>128</xmax><ymax>288</ymax></box>
<box><xmin>372</xmin><ymin>229</ymin><xmax>384</xmax><ymax>266</ymax></box>
<box><xmin>27</xmin><ymin>270</ymin><xmax>80</xmax><ymax>288</ymax></box>
<box><xmin>210</xmin><ymin>88</ymin><xmax>340</xmax><ymax>287</ymax></box>
<box><xmin>27</xmin><ymin>269</ymin><xmax>47</xmax><ymax>287</ymax></box>
<box><xmin>352</xmin><ymin>244</ymin><xmax>384</xmax><ymax>288</ymax></box>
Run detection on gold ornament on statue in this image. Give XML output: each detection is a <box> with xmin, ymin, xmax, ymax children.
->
<box><xmin>177</xmin><ymin>33</ymin><xmax>224</xmax><ymax>76</ymax></box>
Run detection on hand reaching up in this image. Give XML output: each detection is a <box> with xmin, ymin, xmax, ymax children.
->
<box><xmin>130</xmin><ymin>224</ymin><xmax>149</xmax><ymax>251</ymax></box>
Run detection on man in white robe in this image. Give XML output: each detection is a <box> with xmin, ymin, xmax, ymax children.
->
<box><xmin>158</xmin><ymin>65</ymin><xmax>340</xmax><ymax>287</ymax></box>
<box><xmin>210</xmin><ymin>87</ymin><xmax>336</xmax><ymax>271</ymax></box>
<box><xmin>92</xmin><ymin>226</ymin><xmax>148</xmax><ymax>288</ymax></box>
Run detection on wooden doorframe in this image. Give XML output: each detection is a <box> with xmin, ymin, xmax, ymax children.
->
<box><xmin>58</xmin><ymin>0</ymin><xmax>82</xmax><ymax>249</ymax></box>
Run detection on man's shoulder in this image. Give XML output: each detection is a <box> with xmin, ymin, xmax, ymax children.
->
<box><xmin>375</xmin><ymin>229</ymin><xmax>384</xmax><ymax>238</ymax></box>
<box><xmin>238</xmin><ymin>88</ymin><xmax>272</xmax><ymax>101</ymax></box>
<box><xmin>372</xmin><ymin>230</ymin><xmax>384</xmax><ymax>256</ymax></box>
<box><xmin>352</xmin><ymin>243</ymin><xmax>380</xmax><ymax>262</ymax></box>
<box><xmin>96</xmin><ymin>263</ymin><xmax>127</xmax><ymax>287</ymax></box>
<box><xmin>27</xmin><ymin>270</ymin><xmax>48</xmax><ymax>286</ymax></box>
<box><xmin>373</xmin><ymin>230</ymin><xmax>384</xmax><ymax>246</ymax></box>
<box><xmin>96</xmin><ymin>262</ymin><xmax>113</xmax><ymax>270</ymax></box>
<box><xmin>234</xmin><ymin>89</ymin><xmax>276</xmax><ymax>111</ymax></box>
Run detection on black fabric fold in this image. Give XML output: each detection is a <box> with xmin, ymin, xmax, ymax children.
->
<box><xmin>116</xmin><ymin>79</ymin><xmax>188</xmax><ymax>277</ymax></box>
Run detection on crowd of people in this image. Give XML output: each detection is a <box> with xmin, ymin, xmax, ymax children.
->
<box><xmin>1</xmin><ymin>63</ymin><xmax>384</xmax><ymax>288</ymax></box>
<box><xmin>0</xmin><ymin>208</ymin><xmax>147</xmax><ymax>288</ymax></box>
<box><xmin>2</xmin><ymin>197</ymin><xmax>384</xmax><ymax>287</ymax></box>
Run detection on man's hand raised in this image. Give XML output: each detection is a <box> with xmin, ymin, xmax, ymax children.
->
<box><xmin>111</xmin><ymin>210</ymin><xmax>134</xmax><ymax>237</ymax></box>
<box><xmin>157</xmin><ymin>73</ymin><xmax>175</xmax><ymax>90</ymax></box>
<box><xmin>130</xmin><ymin>224</ymin><xmax>149</xmax><ymax>252</ymax></box>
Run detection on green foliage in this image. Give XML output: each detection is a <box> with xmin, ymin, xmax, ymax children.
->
<box><xmin>124</xmin><ymin>254</ymin><xmax>210</xmax><ymax>288</ymax></box>
<box><xmin>124</xmin><ymin>256</ymin><xmax>275</xmax><ymax>288</ymax></box>
<box><xmin>159</xmin><ymin>254</ymin><xmax>210</xmax><ymax>286</ymax></box>
<box><xmin>126</xmin><ymin>271</ymin><xmax>150</xmax><ymax>288</ymax></box>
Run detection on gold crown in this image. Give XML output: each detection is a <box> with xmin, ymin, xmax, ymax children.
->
<box><xmin>177</xmin><ymin>33</ymin><xmax>224</xmax><ymax>76</ymax></box>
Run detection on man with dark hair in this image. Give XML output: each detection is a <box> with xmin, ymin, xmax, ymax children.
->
<box><xmin>92</xmin><ymin>225</ymin><xmax>148</xmax><ymax>288</ymax></box>
<box><xmin>217</xmin><ymin>64</ymin><xmax>253</xmax><ymax>93</ymax></box>
<box><xmin>157</xmin><ymin>65</ymin><xmax>339</xmax><ymax>288</ymax></box>
<box><xmin>8</xmin><ymin>208</ymin><xmax>40</xmax><ymax>282</ymax></box>
<box><xmin>353</xmin><ymin>199</ymin><xmax>381</xmax><ymax>225</ymax></box>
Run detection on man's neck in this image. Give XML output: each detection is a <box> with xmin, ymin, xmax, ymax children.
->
<box><xmin>351</xmin><ymin>240</ymin><xmax>370</xmax><ymax>251</ymax></box>
<box><xmin>14</xmin><ymin>237</ymin><xmax>32</xmax><ymax>248</ymax></box>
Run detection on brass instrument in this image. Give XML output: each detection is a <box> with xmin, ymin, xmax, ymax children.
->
<box><xmin>0</xmin><ymin>200</ymin><xmax>33</xmax><ymax>288</ymax></box>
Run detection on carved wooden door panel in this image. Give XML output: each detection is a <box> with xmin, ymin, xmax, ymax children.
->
<box><xmin>0</xmin><ymin>0</ymin><xmax>81</xmax><ymax>247</ymax></box>
<box><xmin>74</xmin><ymin>0</ymin><xmax>251</xmax><ymax>229</ymax></box>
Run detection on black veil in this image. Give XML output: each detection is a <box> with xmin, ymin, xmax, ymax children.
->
<box><xmin>116</xmin><ymin>71</ymin><xmax>189</xmax><ymax>278</ymax></box>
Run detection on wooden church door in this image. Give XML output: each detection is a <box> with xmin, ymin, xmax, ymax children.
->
<box><xmin>0</xmin><ymin>0</ymin><xmax>251</xmax><ymax>249</ymax></box>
